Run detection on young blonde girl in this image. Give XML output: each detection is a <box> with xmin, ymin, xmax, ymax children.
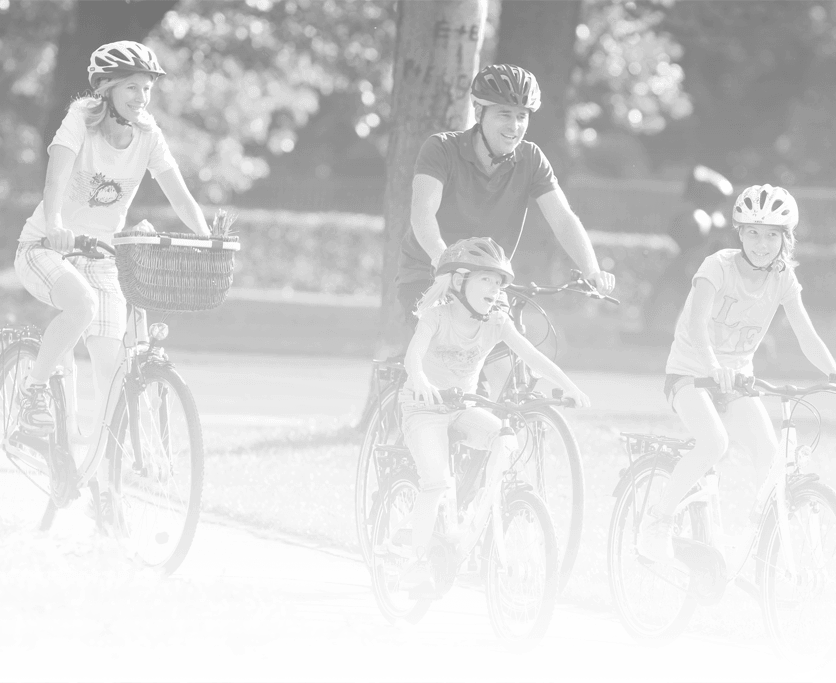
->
<box><xmin>398</xmin><ymin>236</ymin><xmax>591</xmax><ymax>593</ymax></box>
<box><xmin>639</xmin><ymin>184</ymin><xmax>836</xmax><ymax>561</ymax></box>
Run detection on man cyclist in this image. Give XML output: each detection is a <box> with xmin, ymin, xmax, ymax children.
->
<box><xmin>396</xmin><ymin>63</ymin><xmax>616</xmax><ymax>320</ymax></box>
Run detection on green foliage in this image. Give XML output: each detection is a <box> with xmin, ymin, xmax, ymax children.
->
<box><xmin>146</xmin><ymin>0</ymin><xmax>395</xmax><ymax>202</ymax></box>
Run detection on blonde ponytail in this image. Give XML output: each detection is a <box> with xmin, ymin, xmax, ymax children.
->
<box><xmin>414</xmin><ymin>273</ymin><xmax>455</xmax><ymax>319</ymax></box>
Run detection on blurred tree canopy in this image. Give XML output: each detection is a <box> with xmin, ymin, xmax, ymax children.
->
<box><xmin>4</xmin><ymin>0</ymin><xmax>836</xmax><ymax>207</ymax></box>
<box><xmin>570</xmin><ymin>0</ymin><xmax>836</xmax><ymax>185</ymax></box>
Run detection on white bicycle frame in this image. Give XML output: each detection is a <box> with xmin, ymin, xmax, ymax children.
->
<box><xmin>674</xmin><ymin>395</ymin><xmax>812</xmax><ymax>581</ymax></box>
<box><xmin>373</xmin><ymin>438</ymin><xmax>510</xmax><ymax>567</ymax></box>
<box><xmin>3</xmin><ymin>304</ymin><xmax>149</xmax><ymax>489</ymax></box>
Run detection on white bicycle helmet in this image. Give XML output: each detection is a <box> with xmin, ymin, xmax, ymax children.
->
<box><xmin>435</xmin><ymin>237</ymin><xmax>514</xmax><ymax>285</ymax></box>
<box><xmin>732</xmin><ymin>184</ymin><xmax>798</xmax><ymax>230</ymax></box>
<box><xmin>88</xmin><ymin>41</ymin><xmax>166</xmax><ymax>88</ymax></box>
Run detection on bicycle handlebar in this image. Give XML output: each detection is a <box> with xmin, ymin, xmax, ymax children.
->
<box><xmin>437</xmin><ymin>386</ymin><xmax>576</xmax><ymax>412</ymax></box>
<box><xmin>695</xmin><ymin>374</ymin><xmax>836</xmax><ymax>398</ymax></box>
<box><xmin>506</xmin><ymin>269</ymin><xmax>620</xmax><ymax>306</ymax></box>
<box><xmin>42</xmin><ymin>235</ymin><xmax>116</xmax><ymax>259</ymax></box>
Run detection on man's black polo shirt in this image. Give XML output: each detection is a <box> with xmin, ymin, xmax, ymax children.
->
<box><xmin>397</xmin><ymin>125</ymin><xmax>560</xmax><ymax>285</ymax></box>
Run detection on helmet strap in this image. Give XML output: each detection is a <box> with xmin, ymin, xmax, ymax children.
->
<box><xmin>476</xmin><ymin>109</ymin><xmax>513</xmax><ymax>166</ymax></box>
<box><xmin>106</xmin><ymin>96</ymin><xmax>131</xmax><ymax>127</ymax></box>
<box><xmin>451</xmin><ymin>273</ymin><xmax>490</xmax><ymax>322</ymax></box>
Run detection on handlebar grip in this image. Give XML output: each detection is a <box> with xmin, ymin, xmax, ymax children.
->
<box><xmin>438</xmin><ymin>387</ymin><xmax>464</xmax><ymax>405</ymax></box>
<box><xmin>552</xmin><ymin>387</ymin><xmax>576</xmax><ymax>408</ymax></box>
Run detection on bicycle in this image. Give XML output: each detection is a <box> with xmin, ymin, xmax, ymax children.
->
<box><xmin>607</xmin><ymin>374</ymin><xmax>836</xmax><ymax>666</ymax></box>
<box><xmin>356</xmin><ymin>271</ymin><xmax>619</xmax><ymax>594</ymax></box>
<box><xmin>1</xmin><ymin>227</ymin><xmax>239</xmax><ymax>575</ymax></box>
<box><xmin>369</xmin><ymin>387</ymin><xmax>567</xmax><ymax>641</ymax></box>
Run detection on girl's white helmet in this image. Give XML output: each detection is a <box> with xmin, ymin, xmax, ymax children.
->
<box><xmin>88</xmin><ymin>41</ymin><xmax>165</xmax><ymax>88</ymax></box>
<box><xmin>732</xmin><ymin>184</ymin><xmax>798</xmax><ymax>230</ymax></box>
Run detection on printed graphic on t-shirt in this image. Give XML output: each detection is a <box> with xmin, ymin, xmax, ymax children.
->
<box><xmin>69</xmin><ymin>171</ymin><xmax>138</xmax><ymax>208</ymax></box>
<box><xmin>711</xmin><ymin>294</ymin><xmax>765</xmax><ymax>354</ymax></box>
<box><xmin>432</xmin><ymin>344</ymin><xmax>483</xmax><ymax>377</ymax></box>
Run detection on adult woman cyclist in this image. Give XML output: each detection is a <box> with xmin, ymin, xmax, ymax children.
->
<box><xmin>13</xmin><ymin>41</ymin><xmax>210</xmax><ymax>441</ymax></box>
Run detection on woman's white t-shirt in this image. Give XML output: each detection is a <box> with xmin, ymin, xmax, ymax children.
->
<box><xmin>666</xmin><ymin>249</ymin><xmax>802</xmax><ymax>377</ymax></box>
<box><xmin>19</xmin><ymin>107</ymin><xmax>177</xmax><ymax>244</ymax></box>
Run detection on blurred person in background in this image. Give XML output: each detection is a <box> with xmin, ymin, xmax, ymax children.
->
<box><xmin>637</xmin><ymin>164</ymin><xmax>734</xmax><ymax>344</ymax></box>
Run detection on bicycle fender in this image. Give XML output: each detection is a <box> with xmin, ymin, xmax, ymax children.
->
<box><xmin>611</xmin><ymin>454</ymin><xmax>679</xmax><ymax>497</ymax></box>
<box><xmin>755</xmin><ymin>472</ymin><xmax>819</xmax><ymax>586</ymax></box>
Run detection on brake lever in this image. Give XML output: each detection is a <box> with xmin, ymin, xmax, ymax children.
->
<box><xmin>63</xmin><ymin>250</ymin><xmax>105</xmax><ymax>260</ymax></box>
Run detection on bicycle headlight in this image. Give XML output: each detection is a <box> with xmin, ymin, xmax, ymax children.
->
<box><xmin>149</xmin><ymin>322</ymin><xmax>169</xmax><ymax>341</ymax></box>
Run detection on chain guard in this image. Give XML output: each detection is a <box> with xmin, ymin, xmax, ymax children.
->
<box><xmin>673</xmin><ymin>537</ymin><xmax>728</xmax><ymax>605</ymax></box>
<box><xmin>47</xmin><ymin>444</ymin><xmax>79</xmax><ymax>507</ymax></box>
<box><xmin>427</xmin><ymin>534</ymin><xmax>458</xmax><ymax>597</ymax></box>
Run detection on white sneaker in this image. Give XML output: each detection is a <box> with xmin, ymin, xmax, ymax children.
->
<box><xmin>399</xmin><ymin>559</ymin><xmax>435</xmax><ymax>596</ymax></box>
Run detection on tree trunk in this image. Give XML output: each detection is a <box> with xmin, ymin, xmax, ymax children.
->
<box><xmin>43</xmin><ymin>0</ymin><xmax>177</xmax><ymax>158</ymax></box>
<box><xmin>377</xmin><ymin>0</ymin><xmax>488</xmax><ymax>356</ymax></box>
<box><xmin>495</xmin><ymin>0</ymin><xmax>581</xmax><ymax>176</ymax></box>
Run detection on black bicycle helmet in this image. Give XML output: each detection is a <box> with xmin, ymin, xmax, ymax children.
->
<box><xmin>471</xmin><ymin>64</ymin><xmax>541</xmax><ymax>113</ymax></box>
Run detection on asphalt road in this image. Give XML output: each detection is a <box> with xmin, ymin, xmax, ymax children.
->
<box><xmin>6</xmin><ymin>350</ymin><xmax>836</xmax><ymax>680</ymax></box>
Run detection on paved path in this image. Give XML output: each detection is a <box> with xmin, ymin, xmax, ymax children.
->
<box><xmin>8</xmin><ymin>351</ymin><xmax>836</xmax><ymax>679</ymax></box>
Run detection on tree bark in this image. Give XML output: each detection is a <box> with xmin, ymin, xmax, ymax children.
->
<box><xmin>43</xmin><ymin>0</ymin><xmax>178</xmax><ymax>158</ymax></box>
<box><xmin>377</xmin><ymin>0</ymin><xmax>488</xmax><ymax>356</ymax></box>
<box><xmin>495</xmin><ymin>0</ymin><xmax>581</xmax><ymax>176</ymax></box>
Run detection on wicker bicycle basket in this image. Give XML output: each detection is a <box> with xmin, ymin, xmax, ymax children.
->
<box><xmin>113</xmin><ymin>230</ymin><xmax>240</xmax><ymax>312</ymax></box>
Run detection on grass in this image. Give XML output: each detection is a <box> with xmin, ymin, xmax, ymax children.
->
<box><xmin>201</xmin><ymin>410</ymin><xmax>836</xmax><ymax>644</ymax></box>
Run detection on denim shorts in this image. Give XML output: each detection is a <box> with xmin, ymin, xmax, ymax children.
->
<box><xmin>399</xmin><ymin>388</ymin><xmax>502</xmax><ymax>490</ymax></box>
<box><xmin>663</xmin><ymin>373</ymin><xmax>743</xmax><ymax>413</ymax></box>
<box><xmin>15</xmin><ymin>240</ymin><xmax>127</xmax><ymax>341</ymax></box>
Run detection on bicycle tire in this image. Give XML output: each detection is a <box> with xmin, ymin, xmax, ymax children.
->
<box><xmin>369</xmin><ymin>474</ymin><xmax>432</xmax><ymax>624</ymax></box>
<box><xmin>515</xmin><ymin>405</ymin><xmax>583</xmax><ymax>593</ymax></box>
<box><xmin>607</xmin><ymin>455</ymin><xmax>705</xmax><ymax>641</ymax></box>
<box><xmin>485</xmin><ymin>488</ymin><xmax>559</xmax><ymax>642</ymax></box>
<box><xmin>0</xmin><ymin>337</ymin><xmax>58</xmax><ymax>530</ymax></box>
<box><xmin>758</xmin><ymin>479</ymin><xmax>836</xmax><ymax>668</ymax></box>
<box><xmin>106</xmin><ymin>360</ymin><xmax>204</xmax><ymax>575</ymax></box>
<box><xmin>355</xmin><ymin>384</ymin><xmax>401</xmax><ymax>565</ymax></box>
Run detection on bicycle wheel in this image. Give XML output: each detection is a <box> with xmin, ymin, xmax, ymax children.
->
<box><xmin>106</xmin><ymin>361</ymin><xmax>203</xmax><ymax>575</ymax></box>
<box><xmin>0</xmin><ymin>336</ymin><xmax>60</xmax><ymax>530</ymax></box>
<box><xmin>485</xmin><ymin>489</ymin><xmax>559</xmax><ymax>642</ymax></box>
<box><xmin>369</xmin><ymin>475</ymin><xmax>432</xmax><ymax>624</ymax></box>
<box><xmin>608</xmin><ymin>456</ymin><xmax>705</xmax><ymax>640</ymax></box>
<box><xmin>355</xmin><ymin>385</ymin><xmax>401</xmax><ymax>565</ymax></box>
<box><xmin>759</xmin><ymin>480</ymin><xmax>836</xmax><ymax>667</ymax></box>
<box><xmin>515</xmin><ymin>405</ymin><xmax>583</xmax><ymax>593</ymax></box>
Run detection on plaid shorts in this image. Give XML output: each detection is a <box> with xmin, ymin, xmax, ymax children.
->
<box><xmin>14</xmin><ymin>240</ymin><xmax>127</xmax><ymax>341</ymax></box>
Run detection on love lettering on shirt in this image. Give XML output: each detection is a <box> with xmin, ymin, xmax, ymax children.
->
<box><xmin>711</xmin><ymin>295</ymin><xmax>764</xmax><ymax>354</ymax></box>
